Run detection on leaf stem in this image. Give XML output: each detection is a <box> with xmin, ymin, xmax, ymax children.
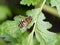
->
<box><xmin>32</xmin><ymin>0</ymin><xmax>46</xmax><ymax>33</ymax></box>
<box><xmin>42</xmin><ymin>5</ymin><xmax>59</xmax><ymax>17</ymax></box>
<box><xmin>35</xmin><ymin>0</ymin><xmax>46</xmax><ymax>17</ymax></box>
<box><xmin>39</xmin><ymin>0</ymin><xmax>46</xmax><ymax>13</ymax></box>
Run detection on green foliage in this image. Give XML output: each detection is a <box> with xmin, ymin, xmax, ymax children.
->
<box><xmin>0</xmin><ymin>15</ymin><xmax>29</xmax><ymax>45</ymax></box>
<box><xmin>46</xmin><ymin>0</ymin><xmax>50</xmax><ymax>5</ymax></box>
<box><xmin>26</xmin><ymin>9</ymin><xmax>57</xmax><ymax>45</ymax></box>
<box><xmin>20</xmin><ymin>0</ymin><xmax>40</xmax><ymax>6</ymax></box>
<box><xmin>0</xmin><ymin>8</ymin><xmax>58</xmax><ymax>45</ymax></box>
<box><xmin>50</xmin><ymin>0</ymin><xmax>60</xmax><ymax>17</ymax></box>
<box><xmin>0</xmin><ymin>6</ymin><xmax>11</xmax><ymax>22</ymax></box>
<box><xmin>0</xmin><ymin>0</ymin><xmax>60</xmax><ymax>45</ymax></box>
<box><xmin>0</xmin><ymin>21</ymin><xmax>19</xmax><ymax>38</ymax></box>
<box><xmin>55</xmin><ymin>34</ymin><xmax>60</xmax><ymax>45</ymax></box>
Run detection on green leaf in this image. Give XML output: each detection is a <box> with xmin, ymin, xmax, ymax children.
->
<box><xmin>26</xmin><ymin>8</ymin><xmax>57</xmax><ymax>45</ymax></box>
<box><xmin>26</xmin><ymin>8</ymin><xmax>51</xmax><ymax>29</ymax></box>
<box><xmin>0</xmin><ymin>6</ymin><xmax>11</xmax><ymax>22</ymax></box>
<box><xmin>0</xmin><ymin>38</ymin><xmax>6</xmax><ymax>45</ymax></box>
<box><xmin>0</xmin><ymin>20</ymin><xmax>22</xmax><ymax>43</ymax></box>
<box><xmin>50</xmin><ymin>0</ymin><xmax>60</xmax><ymax>17</ymax></box>
<box><xmin>0</xmin><ymin>15</ymin><xmax>29</xmax><ymax>44</ymax></box>
<box><xmin>0</xmin><ymin>2</ymin><xmax>58</xmax><ymax>45</ymax></box>
<box><xmin>14</xmin><ymin>15</ymin><xmax>25</xmax><ymax>23</ymax></box>
<box><xmin>35</xmin><ymin>28</ymin><xmax>57</xmax><ymax>45</ymax></box>
<box><xmin>55</xmin><ymin>34</ymin><xmax>60</xmax><ymax>45</ymax></box>
<box><xmin>20</xmin><ymin>0</ymin><xmax>40</xmax><ymax>6</ymax></box>
<box><xmin>22</xmin><ymin>33</ymin><xmax>33</xmax><ymax>45</ymax></box>
<box><xmin>0</xmin><ymin>21</ymin><xmax>20</xmax><ymax>40</ymax></box>
<box><xmin>46</xmin><ymin>0</ymin><xmax>50</xmax><ymax>5</ymax></box>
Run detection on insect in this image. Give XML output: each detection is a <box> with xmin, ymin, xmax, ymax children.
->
<box><xmin>18</xmin><ymin>16</ymin><xmax>32</xmax><ymax>32</ymax></box>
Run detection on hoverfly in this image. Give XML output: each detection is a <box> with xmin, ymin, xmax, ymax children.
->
<box><xmin>18</xmin><ymin>16</ymin><xmax>32</xmax><ymax>32</ymax></box>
